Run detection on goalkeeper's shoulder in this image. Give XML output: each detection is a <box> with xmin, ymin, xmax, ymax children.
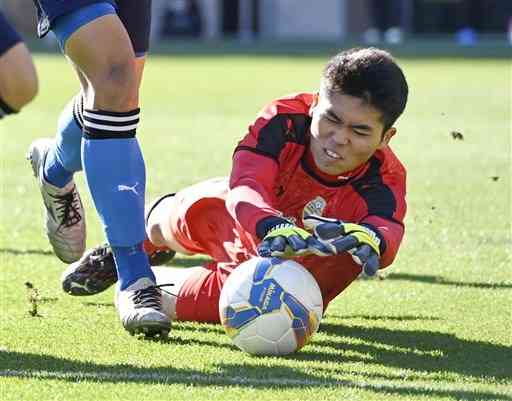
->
<box><xmin>375</xmin><ymin>146</ymin><xmax>407</xmax><ymax>181</ymax></box>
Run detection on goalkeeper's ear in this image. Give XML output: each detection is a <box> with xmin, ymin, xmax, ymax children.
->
<box><xmin>378</xmin><ymin>127</ymin><xmax>396</xmax><ymax>149</ymax></box>
<box><xmin>309</xmin><ymin>93</ymin><xmax>320</xmax><ymax>116</ymax></box>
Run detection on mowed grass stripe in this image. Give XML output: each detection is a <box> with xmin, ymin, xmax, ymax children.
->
<box><xmin>2</xmin><ymin>369</ymin><xmax>511</xmax><ymax>401</ymax></box>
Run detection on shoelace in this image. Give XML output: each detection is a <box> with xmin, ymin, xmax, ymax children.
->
<box><xmin>131</xmin><ymin>285</ymin><xmax>168</xmax><ymax>310</ymax></box>
<box><xmin>156</xmin><ymin>283</ymin><xmax>176</xmax><ymax>297</ymax></box>
<box><xmin>131</xmin><ymin>286</ymin><xmax>160</xmax><ymax>310</ymax></box>
<box><xmin>129</xmin><ymin>283</ymin><xmax>176</xmax><ymax>310</ymax></box>
<box><xmin>51</xmin><ymin>189</ymin><xmax>82</xmax><ymax>228</ymax></box>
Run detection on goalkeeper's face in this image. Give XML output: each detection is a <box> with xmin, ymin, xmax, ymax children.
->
<box><xmin>309</xmin><ymin>90</ymin><xmax>396</xmax><ymax>176</ymax></box>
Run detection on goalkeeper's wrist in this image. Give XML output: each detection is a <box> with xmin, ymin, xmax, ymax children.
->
<box><xmin>255</xmin><ymin>216</ymin><xmax>293</xmax><ymax>239</ymax></box>
<box><xmin>360</xmin><ymin>223</ymin><xmax>387</xmax><ymax>254</ymax></box>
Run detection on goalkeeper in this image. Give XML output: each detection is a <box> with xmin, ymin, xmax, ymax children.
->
<box><xmin>62</xmin><ymin>47</ymin><xmax>408</xmax><ymax>323</ymax></box>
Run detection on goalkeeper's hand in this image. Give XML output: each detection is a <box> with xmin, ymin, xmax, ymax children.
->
<box><xmin>304</xmin><ymin>215</ymin><xmax>382</xmax><ymax>276</ymax></box>
<box><xmin>257</xmin><ymin>222</ymin><xmax>333</xmax><ymax>258</ymax></box>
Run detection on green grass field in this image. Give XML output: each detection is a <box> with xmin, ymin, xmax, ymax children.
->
<box><xmin>0</xmin><ymin>44</ymin><xmax>510</xmax><ymax>401</ymax></box>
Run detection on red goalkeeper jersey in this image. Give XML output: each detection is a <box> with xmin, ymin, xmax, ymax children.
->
<box><xmin>226</xmin><ymin>92</ymin><xmax>407</xmax><ymax>272</ymax></box>
<box><xmin>171</xmin><ymin>93</ymin><xmax>408</xmax><ymax>319</ymax></box>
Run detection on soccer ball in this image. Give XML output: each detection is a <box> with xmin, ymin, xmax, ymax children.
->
<box><xmin>219</xmin><ymin>257</ymin><xmax>323</xmax><ymax>355</ymax></box>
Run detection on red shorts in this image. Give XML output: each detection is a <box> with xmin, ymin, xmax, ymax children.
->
<box><xmin>167</xmin><ymin>179</ymin><xmax>363</xmax><ymax>323</ymax></box>
<box><xmin>166</xmin><ymin>178</ymin><xmax>257</xmax><ymax>264</ymax></box>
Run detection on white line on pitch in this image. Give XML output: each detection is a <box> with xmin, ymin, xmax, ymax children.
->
<box><xmin>0</xmin><ymin>369</ymin><xmax>347</xmax><ymax>387</ymax></box>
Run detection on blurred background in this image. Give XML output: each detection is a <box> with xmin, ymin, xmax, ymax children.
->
<box><xmin>2</xmin><ymin>0</ymin><xmax>512</xmax><ymax>49</ymax></box>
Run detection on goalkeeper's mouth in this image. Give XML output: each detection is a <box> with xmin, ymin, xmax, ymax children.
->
<box><xmin>323</xmin><ymin>148</ymin><xmax>343</xmax><ymax>160</ymax></box>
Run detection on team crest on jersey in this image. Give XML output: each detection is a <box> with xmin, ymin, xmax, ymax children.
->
<box><xmin>302</xmin><ymin>196</ymin><xmax>326</xmax><ymax>224</ymax></box>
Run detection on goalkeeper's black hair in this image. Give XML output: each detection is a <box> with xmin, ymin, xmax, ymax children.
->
<box><xmin>322</xmin><ymin>47</ymin><xmax>408</xmax><ymax>132</ymax></box>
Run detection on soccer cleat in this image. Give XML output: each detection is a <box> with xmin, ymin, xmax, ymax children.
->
<box><xmin>61</xmin><ymin>243</ymin><xmax>175</xmax><ymax>296</ymax></box>
<box><xmin>115</xmin><ymin>277</ymin><xmax>171</xmax><ymax>338</ymax></box>
<box><xmin>143</xmin><ymin>240</ymin><xmax>176</xmax><ymax>267</ymax></box>
<box><xmin>61</xmin><ymin>244</ymin><xmax>118</xmax><ymax>296</ymax></box>
<box><xmin>27</xmin><ymin>138</ymin><xmax>86</xmax><ymax>263</ymax></box>
<box><xmin>149</xmin><ymin>248</ymin><xmax>176</xmax><ymax>266</ymax></box>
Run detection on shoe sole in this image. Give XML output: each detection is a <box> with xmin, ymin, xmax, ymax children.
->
<box><xmin>128</xmin><ymin>322</ymin><xmax>171</xmax><ymax>340</ymax></box>
<box><xmin>62</xmin><ymin>272</ymin><xmax>114</xmax><ymax>296</ymax></box>
<box><xmin>61</xmin><ymin>256</ymin><xmax>116</xmax><ymax>296</ymax></box>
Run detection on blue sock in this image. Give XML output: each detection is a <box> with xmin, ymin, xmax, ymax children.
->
<box><xmin>43</xmin><ymin>95</ymin><xmax>83</xmax><ymax>187</ymax></box>
<box><xmin>112</xmin><ymin>243</ymin><xmax>155</xmax><ymax>290</ymax></box>
<box><xmin>43</xmin><ymin>147</ymin><xmax>73</xmax><ymax>187</ymax></box>
<box><xmin>82</xmin><ymin>108</ymin><xmax>152</xmax><ymax>290</ymax></box>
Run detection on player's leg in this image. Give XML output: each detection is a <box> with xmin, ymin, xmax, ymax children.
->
<box><xmin>34</xmin><ymin>0</ymin><xmax>150</xmax><ymax>190</ymax></box>
<box><xmin>32</xmin><ymin>1</ymin><xmax>168</xmax><ymax>337</ymax></box>
<box><xmin>29</xmin><ymin>56</ymin><xmax>148</xmax><ymax>264</ymax></box>
<box><xmin>60</xmin><ymin>189</ymin><xmax>192</xmax><ymax>297</ymax></box>
<box><xmin>145</xmin><ymin>181</ymin><xmax>238</xmax><ymax>321</ymax></box>
<box><xmin>66</xmin><ymin>11</ymin><xmax>169</xmax><ymax>336</ymax></box>
<box><xmin>64</xmin><ymin>246</ymin><xmax>231</xmax><ymax>324</ymax></box>
<box><xmin>27</xmin><ymin>65</ymin><xmax>88</xmax><ymax>263</ymax></box>
<box><xmin>153</xmin><ymin>264</ymin><xmax>228</xmax><ymax>323</ymax></box>
<box><xmin>61</xmin><ymin>178</ymin><xmax>249</xmax><ymax>298</ymax></box>
<box><xmin>147</xmin><ymin>179</ymin><xmax>249</xmax><ymax>323</ymax></box>
<box><xmin>60</xmin><ymin>179</ymin><xmax>242</xmax><ymax>324</ymax></box>
<box><xmin>145</xmin><ymin>194</ymin><xmax>198</xmax><ymax>256</ymax></box>
<box><xmin>29</xmin><ymin>0</ymin><xmax>151</xmax><ymax>260</ymax></box>
<box><xmin>59</xmin><ymin>189</ymin><xmax>191</xmax><ymax>297</ymax></box>
<box><xmin>28</xmin><ymin>56</ymin><xmax>147</xmax><ymax>263</ymax></box>
<box><xmin>146</xmin><ymin>177</ymin><xmax>256</xmax><ymax>262</ymax></box>
<box><xmin>0</xmin><ymin>12</ymin><xmax>38</xmax><ymax>118</ymax></box>
<box><xmin>60</xmin><ymin>196</ymin><xmax>175</xmax><ymax>296</ymax></box>
<box><xmin>27</xmin><ymin>3</ymin><xmax>119</xmax><ymax>264</ymax></box>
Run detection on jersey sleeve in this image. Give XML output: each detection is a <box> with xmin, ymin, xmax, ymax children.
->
<box><xmin>225</xmin><ymin>99</ymin><xmax>311</xmax><ymax>239</ymax></box>
<box><xmin>226</xmin><ymin>149</ymin><xmax>282</xmax><ymax>239</ymax></box>
<box><xmin>351</xmin><ymin>154</ymin><xmax>407</xmax><ymax>268</ymax></box>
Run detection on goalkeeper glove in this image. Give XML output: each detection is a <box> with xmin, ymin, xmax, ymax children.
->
<box><xmin>304</xmin><ymin>215</ymin><xmax>382</xmax><ymax>276</ymax></box>
<box><xmin>257</xmin><ymin>219</ymin><xmax>333</xmax><ymax>258</ymax></box>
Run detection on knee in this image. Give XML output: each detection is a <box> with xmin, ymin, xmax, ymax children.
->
<box><xmin>145</xmin><ymin>197</ymin><xmax>194</xmax><ymax>255</ymax></box>
<box><xmin>64</xmin><ymin>21</ymin><xmax>140</xmax><ymax>110</ymax></box>
<box><xmin>104</xmin><ymin>59</ymin><xmax>136</xmax><ymax>91</ymax></box>
<box><xmin>147</xmin><ymin>220</ymin><xmax>166</xmax><ymax>248</ymax></box>
<box><xmin>91</xmin><ymin>58</ymin><xmax>138</xmax><ymax>109</ymax></box>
